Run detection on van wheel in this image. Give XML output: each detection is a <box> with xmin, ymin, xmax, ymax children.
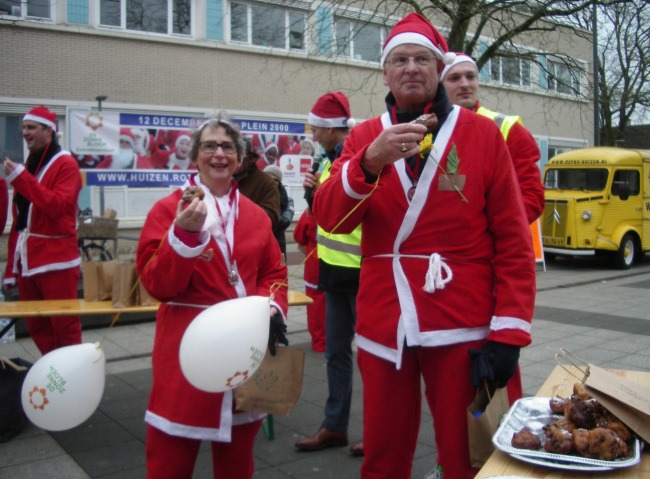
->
<box><xmin>613</xmin><ymin>233</ymin><xmax>636</xmax><ymax>269</ymax></box>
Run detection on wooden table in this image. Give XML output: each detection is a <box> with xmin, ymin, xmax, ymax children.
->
<box><xmin>475</xmin><ymin>365</ymin><xmax>650</xmax><ymax>478</ymax></box>
<box><xmin>0</xmin><ymin>290</ymin><xmax>312</xmax><ymax>338</ymax></box>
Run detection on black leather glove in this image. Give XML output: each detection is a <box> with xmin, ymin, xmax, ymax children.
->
<box><xmin>468</xmin><ymin>341</ymin><xmax>520</xmax><ymax>388</ymax></box>
<box><xmin>268</xmin><ymin>313</ymin><xmax>288</xmax><ymax>356</ymax></box>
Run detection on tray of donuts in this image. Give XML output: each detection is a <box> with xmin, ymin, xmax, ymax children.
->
<box><xmin>492</xmin><ymin>383</ymin><xmax>641</xmax><ymax>471</ymax></box>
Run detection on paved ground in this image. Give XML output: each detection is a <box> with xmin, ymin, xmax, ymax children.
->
<box><xmin>1</xmin><ymin>252</ymin><xmax>649</xmax><ymax>478</ymax></box>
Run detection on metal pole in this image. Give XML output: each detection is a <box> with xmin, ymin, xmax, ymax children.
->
<box><xmin>95</xmin><ymin>96</ymin><xmax>108</xmax><ymax>215</ymax></box>
<box><xmin>592</xmin><ymin>5</ymin><xmax>600</xmax><ymax>146</ymax></box>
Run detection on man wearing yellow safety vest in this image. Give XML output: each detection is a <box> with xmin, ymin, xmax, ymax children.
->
<box><xmin>441</xmin><ymin>53</ymin><xmax>545</xmax><ymax>224</ymax></box>
<box><xmin>295</xmin><ymin>91</ymin><xmax>364</xmax><ymax>457</ymax></box>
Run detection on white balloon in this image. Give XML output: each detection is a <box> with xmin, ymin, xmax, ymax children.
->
<box><xmin>21</xmin><ymin>342</ymin><xmax>105</xmax><ymax>431</ymax></box>
<box><xmin>179</xmin><ymin>296</ymin><xmax>270</xmax><ymax>392</ymax></box>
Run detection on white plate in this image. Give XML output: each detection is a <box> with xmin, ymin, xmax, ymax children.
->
<box><xmin>492</xmin><ymin>397</ymin><xmax>641</xmax><ymax>471</ymax></box>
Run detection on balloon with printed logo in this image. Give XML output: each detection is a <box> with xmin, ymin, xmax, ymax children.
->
<box><xmin>21</xmin><ymin>343</ymin><xmax>105</xmax><ymax>431</ymax></box>
<box><xmin>179</xmin><ymin>296</ymin><xmax>270</xmax><ymax>392</ymax></box>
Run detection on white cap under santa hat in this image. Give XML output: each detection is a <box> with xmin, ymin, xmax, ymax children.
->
<box><xmin>119</xmin><ymin>128</ymin><xmax>135</xmax><ymax>148</ymax></box>
<box><xmin>24</xmin><ymin>105</ymin><xmax>58</xmax><ymax>131</ymax></box>
<box><xmin>381</xmin><ymin>13</ymin><xmax>456</xmax><ymax>71</ymax></box>
<box><xmin>308</xmin><ymin>91</ymin><xmax>356</xmax><ymax>129</ymax></box>
<box><xmin>440</xmin><ymin>53</ymin><xmax>478</xmax><ymax>81</ymax></box>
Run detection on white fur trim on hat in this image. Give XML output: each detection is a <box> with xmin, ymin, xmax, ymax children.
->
<box><xmin>308</xmin><ymin>112</ymin><xmax>351</xmax><ymax>129</ymax></box>
<box><xmin>440</xmin><ymin>53</ymin><xmax>477</xmax><ymax>81</ymax></box>
<box><xmin>23</xmin><ymin>113</ymin><xmax>57</xmax><ymax>131</ymax></box>
<box><xmin>381</xmin><ymin>32</ymin><xmax>442</xmax><ymax>66</ymax></box>
<box><xmin>120</xmin><ymin>134</ymin><xmax>134</xmax><ymax>147</ymax></box>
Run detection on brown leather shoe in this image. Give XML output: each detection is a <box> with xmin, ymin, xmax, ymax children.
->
<box><xmin>350</xmin><ymin>440</ymin><xmax>364</xmax><ymax>457</ymax></box>
<box><xmin>295</xmin><ymin>428</ymin><xmax>348</xmax><ymax>451</ymax></box>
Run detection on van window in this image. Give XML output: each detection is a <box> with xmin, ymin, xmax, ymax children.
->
<box><xmin>544</xmin><ymin>168</ymin><xmax>608</xmax><ymax>191</ymax></box>
<box><xmin>611</xmin><ymin>169</ymin><xmax>640</xmax><ymax>196</ymax></box>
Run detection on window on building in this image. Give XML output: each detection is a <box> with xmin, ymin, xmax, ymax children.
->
<box><xmin>230</xmin><ymin>2</ymin><xmax>305</xmax><ymax>51</ymax></box>
<box><xmin>547</xmin><ymin>60</ymin><xmax>581</xmax><ymax>96</ymax></box>
<box><xmin>99</xmin><ymin>0</ymin><xmax>191</xmax><ymax>35</ymax></box>
<box><xmin>490</xmin><ymin>54</ymin><xmax>531</xmax><ymax>87</ymax></box>
<box><xmin>0</xmin><ymin>0</ymin><xmax>50</xmax><ymax>19</ymax></box>
<box><xmin>334</xmin><ymin>18</ymin><xmax>383</xmax><ymax>62</ymax></box>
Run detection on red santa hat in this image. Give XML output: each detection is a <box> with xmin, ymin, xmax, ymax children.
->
<box><xmin>23</xmin><ymin>105</ymin><xmax>57</xmax><ymax>131</ymax></box>
<box><xmin>381</xmin><ymin>13</ymin><xmax>456</xmax><ymax>70</ymax></box>
<box><xmin>440</xmin><ymin>53</ymin><xmax>478</xmax><ymax>81</ymax></box>
<box><xmin>308</xmin><ymin>91</ymin><xmax>356</xmax><ymax>129</ymax></box>
<box><xmin>175</xmin><ymin>131</ymin><xmax>192</xmax><ymax>147</ymax></box>
<box><xmin>119</xmin><ymin>128</ymin><xmax>135</xmax><ymax>148</ymax></box>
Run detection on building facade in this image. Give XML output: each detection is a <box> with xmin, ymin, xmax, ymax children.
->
<box><xmin>1</xmin><ymin>0</ymin><xmax>594</xmax><ymax>228</ymax></box>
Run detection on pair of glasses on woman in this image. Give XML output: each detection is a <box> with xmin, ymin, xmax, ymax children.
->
<box><xmin>199</xmin><ymin>141</ymin><xmax>237</xmax><ymax>155</ymax></box>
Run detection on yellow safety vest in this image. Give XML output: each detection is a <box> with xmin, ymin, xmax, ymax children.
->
<box><xmin>476</xmin><ymin>105</ymin><xmax>523</xmax><ymax>141</ymax></box>
<box><xmin>316</xmin><ymin>160</ymin><xmax>362</xmax><ymax>268</ymax></box>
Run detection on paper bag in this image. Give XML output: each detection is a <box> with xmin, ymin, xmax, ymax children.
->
<box><xmin>584</xmin><ymin>364</ymin><xmax>650</xmax><ymax>443</ymax></box>
<box><xmin>82</xmin><ymin>262</ymin><xmax>100</xmax><ymax>301</ymax></box>
<box><xmin>467</xmin><ymin>384</ymin><xmax>510</xmax><ymax>467</ymax></box>
<box><xmin>81</xmin><ymin>260</ymin><xmax>116</xmax><ymax>301</ymax></box>
<box><xmin>234</xmin><ymin>346</ymin><xmax>305</xmax><ymax>416</ymax></box>
<box><xmin>111</xmin><ymin>261</ymin><xmax>137</xmax><ymax>308</ymax></box>
<box><xmin>98</xmin><ymin>260</ymin><xmax>117</xmax><ymax>300</ymax></box>
<box><xmin>137</xmin><ymin>280</ymin><xmax>157</xmax><ymax>306</ymax></box>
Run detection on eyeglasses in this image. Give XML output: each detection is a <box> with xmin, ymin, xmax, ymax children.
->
<box><xmin>199</xmin><ymin>141</ymin><xmax>237</xmax><ymax>155</ymax></box>
<box><xmin>386</xmin><ymin>55</ymin><xmax>436</xmax><ymax>68</ymax></box>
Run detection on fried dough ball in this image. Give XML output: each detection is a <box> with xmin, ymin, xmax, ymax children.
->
<box><xmin>511</xmin><ymin>427</ymin><xmax>542</xmax><ymax>450</ymax></box>
<box><xmin>573</xmin><ymin>427</ymin><xmax>628</xmax><ymax>460</ymax></box>
<box><xmin>182</xmin><ymin>186</ymin><xmax>205</xmax><ymax>204</ymax></box>
<box><xmin>543</xmin><ymin>423</ymin><xmax>574</xmax><ymax>455</ymax></box>
<box><xmin>550</xmin><ymin>396</ymin><xmax>570</xmax><ymax>414</ymax></box>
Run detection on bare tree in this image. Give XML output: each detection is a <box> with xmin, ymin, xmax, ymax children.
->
<box><xmin>593</xmin><ymin>1</ymin><xmax>649</xmax><ymax>145</ymax></box>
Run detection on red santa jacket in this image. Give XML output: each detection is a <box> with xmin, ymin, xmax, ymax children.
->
<box><xmin>313</xmin><ymin>106</ymin><xmax>535</xmax><ymax>367</ymax></box>
<box><xmin>136</xmin><ymin>180</ymin><xmax>288</xmax><ymax>440</ymax></box>
<box><xmin>4</xmin><ymin>151</ymin><xmax>81</xmax><ymax>284</ymax></box>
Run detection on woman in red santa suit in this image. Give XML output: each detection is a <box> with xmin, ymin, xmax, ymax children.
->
<box><xmin>313</xmin><ymin>13</ymin><xmax>535</xmax><ymax>479</ymax></box>
<box><xmin>136</xmin><ymin>116</ymin><xmax>288</xmax><ymax>478</ymax></box>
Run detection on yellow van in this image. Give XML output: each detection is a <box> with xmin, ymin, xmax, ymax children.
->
<box><xmin>542</xmin><ymin>147</ymin><xmax>650</xmax><ymax>269</ymax></box>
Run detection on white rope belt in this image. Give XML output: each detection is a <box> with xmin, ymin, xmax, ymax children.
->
<box><xmin>371</xmin><ymin>252</ymin><xmax>453</xmax><ymax>293</ymax></box>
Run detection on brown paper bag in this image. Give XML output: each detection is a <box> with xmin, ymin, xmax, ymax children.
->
<box><xmin>82</xmin><ymin>262</ymin><xmax>100</xmax><ymax>301</ymax></box>
<box><xmin>97</xmin><ymin>260</ymin><xmax>117</xmax><ymax>300</ymax></box>
<box><xmin>234</xmin><ymin>346</ymin><xmax>305</xmax><ymax>416</ymax></box>
<box><xmin>137</xmin><ymin>280</ymin><xmax>157</xmax><ymax>306</ymax></box>
<box><xmin>584</xmin><ymin>364</ymin><xmax>650</xmax><ymax>443</ymax></box>
<box><xmin>467</xmin><ymin>384</ymin><xmax>510</xmax><ymax>467</ymax></box>
<box><xmin>111</xmin><ymin>261</ymin><xmax>137</xmax><ymax>308</ymax></box>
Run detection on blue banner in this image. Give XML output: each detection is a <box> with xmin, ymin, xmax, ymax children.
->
<box><xmin>120</xmin><ymin>113</ymin><xmax>206</xmax><ymax>130</ymax></box>
<box><xmin>83</xmin><ymin>170</ymin><xmax>192</xmax><ymax>187</ymax></box>
<box><xmin>233</xmin><ymin>119</ymin><xmax>308</xmax><ymax>135</ymax></box>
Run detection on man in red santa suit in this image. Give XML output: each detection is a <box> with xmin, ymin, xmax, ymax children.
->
<box><xmin>312</xmin><ymin>13</ymin><xmax>535</xmax><ymax>479</ymax></box>
<box><xmin>441</xmin><ymin>53</ymin><xmax>544</xmax><ymax>224</ymax></box>
<box><xmin>97</xmin><ymin>128</ymin><xmax>153</xmax><ymax>169</ymax></box>
<box><xmin>2</xmin><ymin>106</ymin><xmax>83</xmax><ymax>354</ymax></box>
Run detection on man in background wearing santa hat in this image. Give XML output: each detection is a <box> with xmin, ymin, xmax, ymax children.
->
<box><xmin>2</xmin><ymin>106</ymin><xmax>83</xmax><ymax>355</ymax></box>
<box><xmin>441</xmin><ymin>53</ymin><xmax>544</xmax><ymax>224</ymax></box>
<box><xmin>296</xmin><ymin>91</ymin><xmax>364</xmax><ymax>457</ymax></box>
<box><xmin>312</xmin><ymin>13</ymin><xmax>535</xmax><ymax>478</ymax></box>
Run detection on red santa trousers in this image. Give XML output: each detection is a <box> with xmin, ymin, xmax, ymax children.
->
<box><xmin>146</xmin><ymin>420</ymin><xmax>262</xmax><ymax>478</ymax></box>
<box><xmin>19</xmin><ymin>267</ymin><xmax>81</xmax><ymax>354</ymax></box>
<box><xmin>306</xmin><ymin>285</ymin><xmax>326</xmax><ymax>352</ymax></box>
<box><xmin>358</xmin><ymin>341</ymin><xmax>485</xmax><ymax>479</ymax></box>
